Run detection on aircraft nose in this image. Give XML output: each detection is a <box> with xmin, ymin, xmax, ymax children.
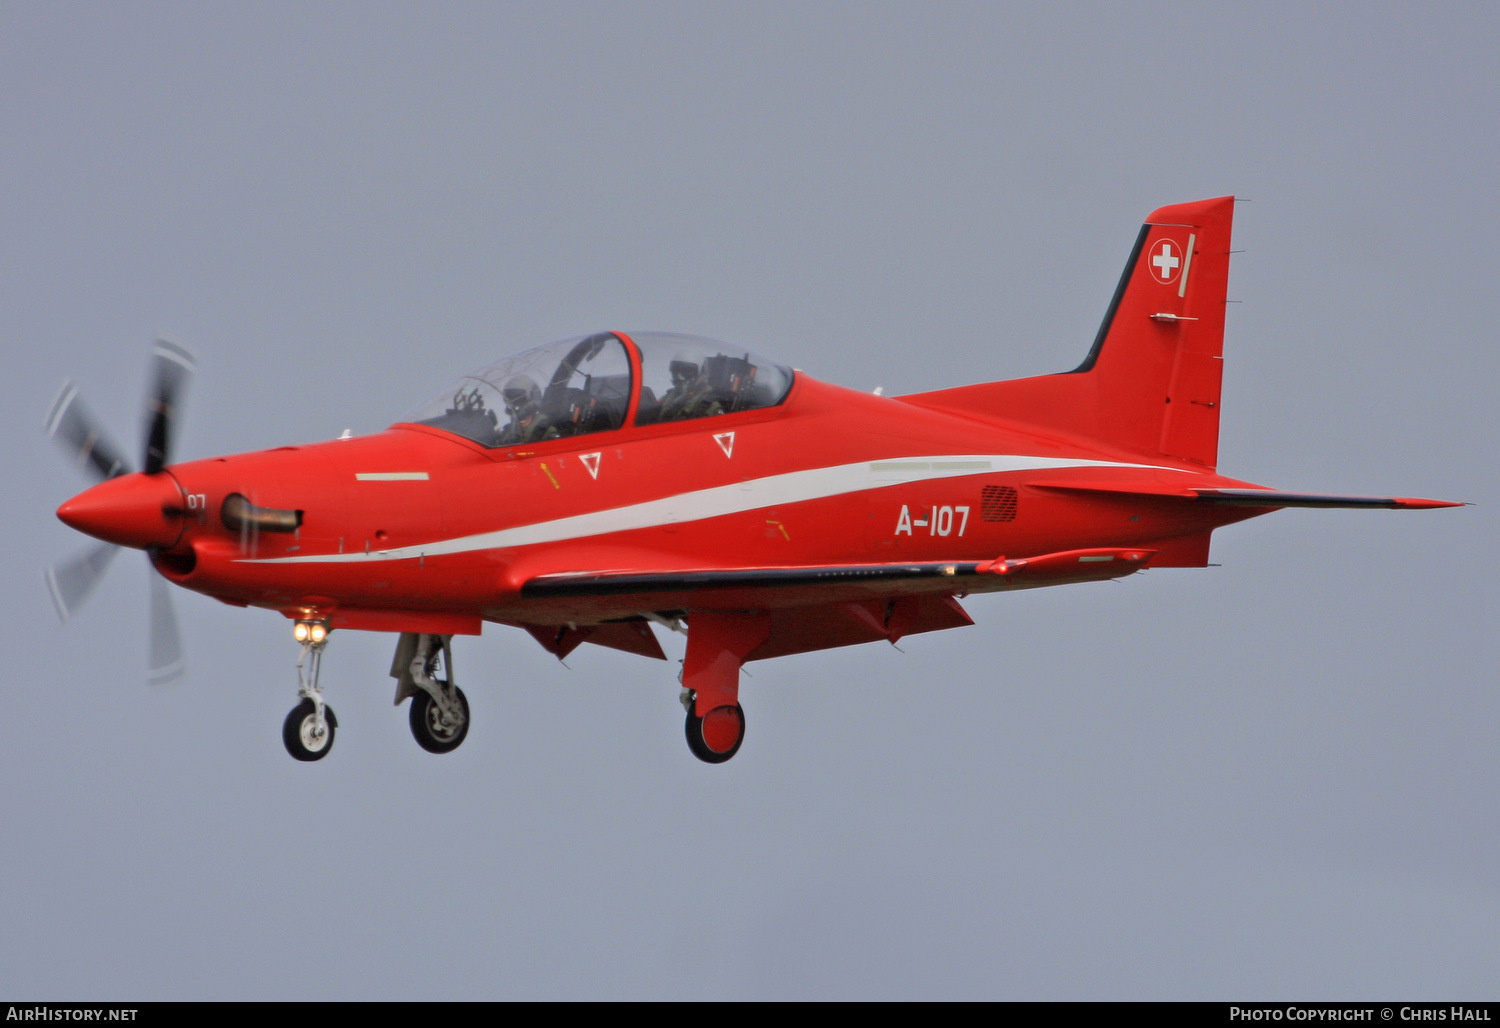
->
<box><xmin>56</xmin><ymin>472</ymin><xmax>186</xmax><ymax>550</ymax></box>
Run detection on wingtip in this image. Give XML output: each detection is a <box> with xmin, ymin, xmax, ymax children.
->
<box><xmin>1391</xmin><ymin>497</ymin><xmax>1467</xmax><ymax>509</ymax></box>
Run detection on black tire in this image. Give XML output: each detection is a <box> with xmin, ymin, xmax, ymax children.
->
<box><xmin>283</xmin><ymin>698</ymin><xmax>337</xmax><ymax>762</ymax></box>
<box><xmin>409</xmin><ymin>686</ymin><xmax>469</xmax><ymax>754</ymax></box>
<box><xmin>684</xmin><ymin>703</ymin><xmax>745</xmax><ymax>764</ymax></box>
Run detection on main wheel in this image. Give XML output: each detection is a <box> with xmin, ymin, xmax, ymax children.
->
<box><xmin>283</xmin><ymin>698</ymin><xmax>337</xmax><ymax>762</ymax></box>
<box><xmin>409</xmin><ymin>686</ymin><xmax>469</xmax><ymax>754</ymax></box>
<box><xmin>685</xmin><ymin>703</ymin><xmax>745</xmax><ymax>764</ymax></box>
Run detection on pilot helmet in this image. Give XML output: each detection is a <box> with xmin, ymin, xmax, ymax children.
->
<box><xmin>669</xmin><ymin>352</ymin><xmax>701</xmax><ymax>386</ymax></box>
<box><xmin>502</xmin><ymin>375</ymin><xmax>541</xmax><ymax>413</ymax></box>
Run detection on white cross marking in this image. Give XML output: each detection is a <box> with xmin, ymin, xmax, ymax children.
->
<box><xmin>1151</xmin><ymin>242</ymin><xmax>1180</xmax><ymax>280</ymax></box>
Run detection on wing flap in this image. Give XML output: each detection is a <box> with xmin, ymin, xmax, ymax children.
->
<box><xmin>520</xmin><ymin>619</ymin><xmax>667</xmax><ymax>661</ymax></box>
<box><xmin>747</xmin><ymin>594</ymin><xmax>975</xmax><ymax>661</ymax></box>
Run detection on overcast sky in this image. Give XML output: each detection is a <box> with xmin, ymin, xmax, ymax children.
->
<box><xmin>3</xmin><ymin>2</ymin><xmax>1496</xmax><ymax>1000</ymax></box>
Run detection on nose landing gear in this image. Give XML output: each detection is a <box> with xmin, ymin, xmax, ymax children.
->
<box><xmin>283</xmin><ymin>620</ymin><xmax>336</xmax><ymax>761</ymax></box>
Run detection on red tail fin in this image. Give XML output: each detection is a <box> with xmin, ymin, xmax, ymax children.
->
<box><xmin>903</xmin><ymin>196</ymin><xmax>1235</xmax><ymax>468</ymax></box>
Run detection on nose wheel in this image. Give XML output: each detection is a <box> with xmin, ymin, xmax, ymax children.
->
<box><xmin>283</xmin><ymin>697</ymin><xmax>337</xmax><ymax>761</ymax></box>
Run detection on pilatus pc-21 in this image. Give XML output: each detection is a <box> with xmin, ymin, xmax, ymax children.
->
<box><xmin>47</xmin><ymin>196</ymin><xmax>1459</xmax><ymax>763</ymax></box>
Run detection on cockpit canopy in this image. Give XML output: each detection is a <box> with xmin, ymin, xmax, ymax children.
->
<box><xmin>405</xmin><ymin>331</ymin><xmax>794</xmax><ymax>448</ymax></box>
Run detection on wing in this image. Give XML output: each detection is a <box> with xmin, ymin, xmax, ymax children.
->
<box><xmin>521</xmin><ymin>546</ymin><xmax>1156</xmax><ymax>602</ymax></box>
<box><xmin>514</xmin><ymin>547</ymin><xmax>1155</xmax><ymax>661</ymax></box>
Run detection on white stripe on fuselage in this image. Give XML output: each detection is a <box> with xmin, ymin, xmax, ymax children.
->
<box><xmin>243</xmin><ymin>454</ymin><xmax>1188</xmax><ymax>564</ymax></box>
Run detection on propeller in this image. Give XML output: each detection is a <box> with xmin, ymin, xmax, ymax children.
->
<box><xmin>46</xmin><ymin>339</ymin><xmax>196</xmax><ymax>685</ymax></box>
<box><xmin>148</xmin><ymin>572</ymin><xmax>185</xmax><ymax>686</ymax></box>
<box><xmin>45</xmin><ymin>384</ymin><xmax>132</xmax><ymax>482</ymax></box>
<box><xmin>144</xmin><ymin>338</ymin><xmax>194</xmax><ymax>476</ymax></box>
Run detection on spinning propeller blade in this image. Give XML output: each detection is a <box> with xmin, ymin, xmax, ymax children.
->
<box><xmin>46</xmin><ymin>383</ymin><xmax>134</xmax><ymax>481</ymax></box>
<box><xmin>148</xmin><ymin>565</ymin><xmax>184</xmax><ymax>686</ymax></box>
<box><xmin>47</xmin><ymin>340</ymin><xmax>197</xmax><ymax>683</ymax></box>
<box><xmin>44</xmin><ymin>540</ymin><xmax>121</xmax><ymax>622</ymax></box>
<box><xmin>143</xmin><ymin>338</ymin><xmax>195</xmax><ymax>475</ymax></box>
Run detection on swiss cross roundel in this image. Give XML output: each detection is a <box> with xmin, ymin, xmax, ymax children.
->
<box><xmin>1149</xmin><ymin>238</ymin><xmax>1184</xmax><ymax>285</ymax></box>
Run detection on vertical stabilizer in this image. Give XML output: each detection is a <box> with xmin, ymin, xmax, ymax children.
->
<box><xmin>903</xmin><ymin>196</ymin><xmax>1235</xmax><ymax>468</ymax></box>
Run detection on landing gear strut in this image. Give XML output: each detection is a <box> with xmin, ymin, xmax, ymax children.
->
<box><xmin>391</xmin><ymin>632</ymin><xmax>469</xmax><ymax>754</ymax></box>
<box><xmin>678</xmin><ymin>611</ymin><xmax>768</xmax><ymax>764</ymax></box>
<box><xmin>283</xmin><ymin>619</ymin><xmax>336</xmax><ymax>761</ymax></box>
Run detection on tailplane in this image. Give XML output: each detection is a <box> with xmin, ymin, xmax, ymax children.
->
<box><xmin>903</xmin><ymin>196</ymin><xmax>1235</xmax><ymax>468</ymax></box>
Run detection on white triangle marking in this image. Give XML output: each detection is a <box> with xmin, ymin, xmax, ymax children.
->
<box><xmin>714</xmin><ymin>432</ymin><xmax>735</xmax><ymax>458</ymax></box>
<box><xmin>580</xmin><ymin>452</ymin><xmax>601</xmax><ymax>479</ymax></box>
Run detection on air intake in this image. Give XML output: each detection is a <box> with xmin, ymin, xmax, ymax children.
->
<box><xmin>980</xmin><ymin>485</ymin><xmax>1018</xmax><ymax>522</ymax></box>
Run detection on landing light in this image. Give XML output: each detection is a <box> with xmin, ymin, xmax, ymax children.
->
<box><xmin>293</xmin><ymin>621</ymin><xmax>328</xmax><ymax>644</ymax></box>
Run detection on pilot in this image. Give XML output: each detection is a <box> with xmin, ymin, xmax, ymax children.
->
<box><xmin>658</xmin><ymin>353</ymin><xmax>724</xmax><ymax>421</ymax></box>
<box><xmin>498</xmin><ymin>375</ymin><xmax>558</xmax><ymax>444</ymax></box>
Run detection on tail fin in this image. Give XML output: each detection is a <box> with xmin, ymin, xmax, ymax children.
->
<box><xmin>903</xmin><ymin>196</ymin><xmax>1235</xmax><ymax>468</ymax></box>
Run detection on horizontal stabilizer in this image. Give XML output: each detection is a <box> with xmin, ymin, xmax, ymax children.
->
<box><xmin>1190</xmin><ymin>490</ymin><xmax>1464</xmax><ymax>510</ymax></box>
<box><xmin>1033</xmin><ymin>480</ymin><xmax>1462</xmax><ymax>510</ymax></box>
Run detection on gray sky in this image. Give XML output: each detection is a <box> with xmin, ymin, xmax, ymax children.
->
<box><xmin>3</xmin><ymin>2</ymin><xmax>1495</xmax><ymax>1000</ymax></box>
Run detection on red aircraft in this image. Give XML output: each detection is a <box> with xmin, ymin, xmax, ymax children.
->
<box><xmin>47</xmin><ymin>196</ymin><xmax>1460</xmax><ymax>764</ymax></box>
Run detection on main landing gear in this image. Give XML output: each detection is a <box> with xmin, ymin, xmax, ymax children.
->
<box><xmin>391</xmin><ymin>632</ymin><xmax>469</xmax><ymax>754</ymax></box>
<box><xmin>678</xmin><ymin>611</ymin><xmax>768</xmax><ymax>765</ymax></box>
<box><xmin>283</xmin><ymin>619</ymin><xmax>336</xmax><ymax>761</ymax></box>
<box><xmin>682</xmin><ymin>694</ymin><xmax>745</xmax><ymax>764</ymax></box>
